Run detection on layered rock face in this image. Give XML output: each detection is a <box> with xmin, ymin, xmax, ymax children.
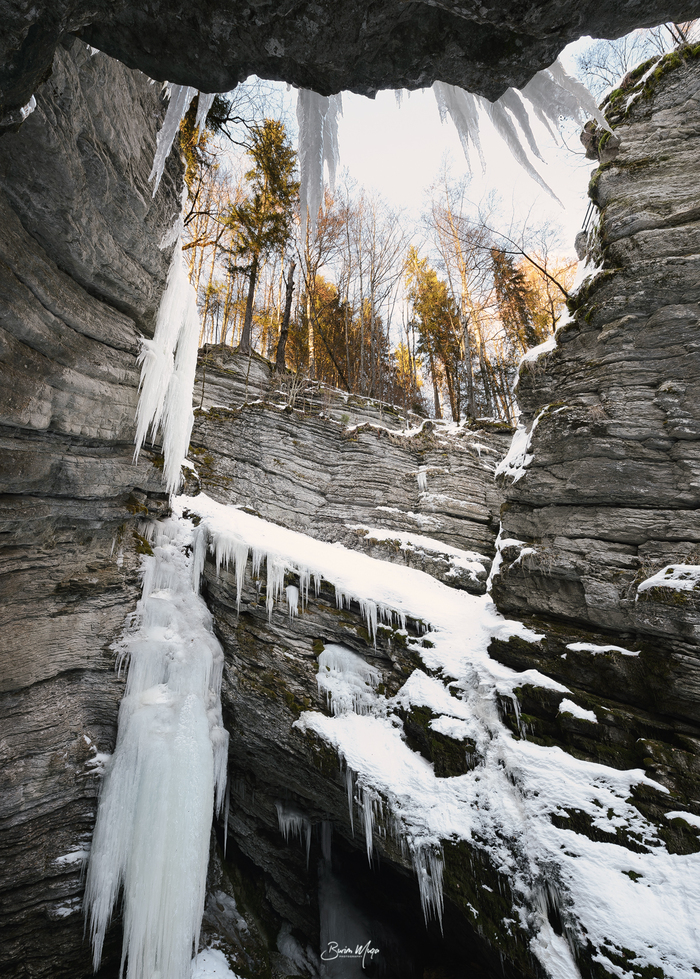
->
<box><xmin>0</xmin><ymin>38</ymin><xmax>180</xmax><ymax>978</ymax></box>
<box><xmin>488</xmin><ymin>52</ymin><xmax>700</xmax><ymax>861</ymax></box>
<box><xmin>3</xmin><ymin>0</ymin><xmax>700</xmax><ymax>119</ymax></box>
<box><xmin>191</xmin><ymin>347</ymin><xmax>510</xmax><ymax>592</ymax></box>
<box><xmin>493</xmin><ymin>53</ymin><xmax>700</xmax><ymax>662</ymax></box>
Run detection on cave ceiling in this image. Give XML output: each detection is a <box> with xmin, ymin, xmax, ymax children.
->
<box><xmin>2</xmin><ymin>0</ymin><xmax>700</xmax><ymax>118</ymax></box>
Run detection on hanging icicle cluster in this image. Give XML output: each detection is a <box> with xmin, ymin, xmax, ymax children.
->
<box><xmin>133</xmin><ymin>236</ymin><xmax>200</xmax><ymax>494</ymax></box>
<box><xmin>433</xmin><ymin>57</ymin><xmax>609</xmax><ymax>202</ymax></box>
<box><xmin>295</xmin><ymin>88</ymin><xmax>343</xmax><ymax>236</ymax></box>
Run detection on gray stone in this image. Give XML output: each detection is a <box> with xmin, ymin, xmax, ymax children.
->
<box><xmin>0</xmin><ymin>38</ymin><xmax>180</xmax><ymax>979</ymax></box>
<box><xmin>2</xmin><ymin>0</ymin><xmax>700</xmax><ymax>115</ymax></box>
<box><xmin>493</xmin><ymin>54</ymin><xmax>700</xmax><ymax>672</ymax></box>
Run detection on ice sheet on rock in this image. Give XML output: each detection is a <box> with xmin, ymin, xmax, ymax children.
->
<box><xmin>296</xmin><ymin>89</ymin><xmax>342</xmax><ymax>236</ymax></box>
<box><xmin>134</xmin><ymin>238</ymin><xmax>200</xmax><ymax>494</ymax></box>
<box><xmin>637</xmin><ymin>564</ymin><xmax>700</xmax><ymax>596</ymax></box>
<box><xmin>495</xmin><ymin>405</ymin><xmax>565</xmax><ymax>484</ymax></box>
<box><xmin>85</xmin><ymin>515</ymin><xmax>228</xmax><ymax>979</ymax></box>
<box><xmin>317</xmin><ymin>644</ymin><xmax>381</xmax><ymax>717</ymax></box>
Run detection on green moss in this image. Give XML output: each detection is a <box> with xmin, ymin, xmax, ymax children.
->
<box><xmin>312</xmin><ymin>638</ymin><xmax>325</xmax><ymax>656</ymax></box>
<box><xmin>398</xmin><ymin>705</ymin><xmax>474</xmax><ymax>777</ymax></box>
<box><xmin>132</xmin><ymin>530</ymin><xmax>153</xmax><ymax>556</ymax></box>
<box><xmin>125</xmin><ymin>493</ymin><xmax>149</xmax><ymax>515</ymax></box>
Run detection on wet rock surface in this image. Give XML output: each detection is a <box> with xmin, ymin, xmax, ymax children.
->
<box><xmin>0</xmin><ymin>38</ymin><xmax>179</xmax><ymax>978</ymax></box>
<box><xmin>3</xmin><ymin>0</ymin><xmax>700</xmax><ymax>116</ymax></box>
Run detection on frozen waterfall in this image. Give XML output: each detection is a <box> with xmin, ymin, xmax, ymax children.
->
<box><xmin>84</xmin><ymin>516</ymin><xmax>228</xmax><ymax>979</ymax></box>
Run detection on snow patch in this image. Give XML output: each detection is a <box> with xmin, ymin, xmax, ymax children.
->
<box><xmin>637</xmin><ymin>565</ymin><xmax>700</xmax><ymax>596</ymax></box>
<box><xmin>566</xmin><ymin>642</ymin><xmax>640</xmax><ymax>658</ymax></box>
<box><xmin>558</xmin><ymin>698</ymin><xmax>597</xmax><ymax>724</ymax></box>
<box><xmin>191</xmin><ymin>948</ymin><xmax>242</xmax><ymax>979</ymax></box>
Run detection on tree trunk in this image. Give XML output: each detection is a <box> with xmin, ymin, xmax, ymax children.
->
<box><xmin>429</xmin><ymin>352</ymin><xmax>442</xmax><ymax>420</ymax></box>
<box><xmin>239</xmin><ymin>255</ymin><xmax>258</xmax><ymax>355</ymax></box>
<box><xmin>275</xmin><ymin>260</ymin><xmax>295</xmax><ymax>371</ymax></box>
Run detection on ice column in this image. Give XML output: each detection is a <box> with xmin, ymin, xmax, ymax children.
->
<box><xmin>84</xmin><ymin>516</ymin><xmax>228</xmax><ymax>979</ymax></box>
<box><xmin>296</xmin><ymin>89</ymin><xmax>342</xmax><ymax>235</ymax></box>
<box><xmin>134</xmin><ymin>238</ymin><xmax>200</xmax><ymax>494</ymax></box>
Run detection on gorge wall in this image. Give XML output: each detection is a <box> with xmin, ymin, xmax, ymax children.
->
<box><xmin>2</xmin><ymin>17</ymin><xmax>700</xmax><ymax>979</ymax></box>
<box><xmin>0</xmin><ymin>37</ymin><xmax>180</xmax><ymax>978</ymax></box>
<box><xmin>492</xmin><ymin>51</ymin><xmax>700</xmax><ymax>726</ymax></box>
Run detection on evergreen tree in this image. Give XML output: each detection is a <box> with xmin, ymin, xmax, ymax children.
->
<box><xmin>406</xmin><ymin>249</ymin><xmax>462</xmax><ymax>420</ymax></box>
<box><xmin>490</xmin><ymin>248</ymin><xmax>540</xmax><ymax>353</ymax></box>
<box><xmin>228</xmin><ymin>120</ymin><xmax>299</xmax><ymax>355</ymax></box>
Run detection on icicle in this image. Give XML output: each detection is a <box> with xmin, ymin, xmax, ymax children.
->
<box><xmin>433</xmin><ymin>57</ymin><xmax>607</xmax><ymax>201</ymax></box>
<box><xmin>412</xmin><ymin>845</ymin><xmax>445</xmax><ymax>931</ymax></box>
<box><xmin>346</xmin><ymin>766</ymin><xmax>355</xmax><ymax>836</ymax></box>
<box><xmin>317</xmin><ymin>644</ymin><xmax>380</xmax><ymax>716</ymax></box>
<box><xmin>416</xmin><ymin>467</ymin><xmax>428</xmax><ymax>493</ymax></box>
<box><xmin>276</xmin><ymin>803</ymin><xmax>312</xmax><ymax>869</ymax></box>
<box><xmin>481</xmin><ymin>97</ymin><xmax>563</xmax><ymax>205</ymax></box>
<box><xmin>296</xmin><ymin>89</ymin><xmax>342</xmax><ymax>236</ymax></box>
<box><xmin>432</xmin><ymin>82</ymin><xmax>485</xmax><ymax>172</ymax></box>
<box><xmin>149</xmin><ymin>84</ymin><xmax>197</xmax><ymax>196</ymax></box>
<box><xmin>84</xmin><ymin>516</ymin><xmax>228</xmax><ymax>979</ymax></box>
<box><xmin>194</xmin><ymin>92</ymin><xmax>216</xmax><ymax>135</ymax></box>
<box><xmin>133</xmin><ymin>239</ymin><xmax>200</xmax><ymax>495</ymax></box>
<box><xmin>286</xmin><ymin>584</ymin><xmax>299</xmax><ymax>619</ymax></box>
<box><xmin>223</xmin><ymin>783</ymin><xmax>230</xmax><ymax>858</ymax></box>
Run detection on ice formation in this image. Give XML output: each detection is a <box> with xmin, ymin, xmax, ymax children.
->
<box><xmin>134</xmin><ymin>235</ymin><xmax>200</xmax><ymax>494</ymax></box>
<box><xmin>317</xmin><ymin>644</ymin><xmax>381</xmax><ymax>717</ymax></box>
<box><xmin>434</xmin><ymin>58</ymin><xmax>608</xmax><ymax>200</ymax></box>
<box><xmin>84</xmin><ymin>516</ymin><xmax>228</xmax><ymax>979</ymax></box>
<box><xmin>182</xmin><ymin>491</ymin><xmax>700</xmax><ymax>978</ymax></box>
<box><xmin>276</xmin><ymin>802</ymin><xmax>312</xmax><ymax>867</ymax></box>
<box><xmin>150</xmin><ymin>84</ymin><xmax>197</xmax><ymax>195</ymax></box>
<box><xmin>295</xmin><ymin>89</ymin><xmax>342</xmax><ymax>235</ymax></box>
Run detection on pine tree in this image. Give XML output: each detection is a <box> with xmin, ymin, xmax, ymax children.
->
<box><xmin>490</xmin><ymin>248</ymin><xmax>540</xmax><ymax>353</ymax></box>
<box><xmin>228</xmin><ymin>120</ymin><xmax>299</xmax><ymax>355</ymax></box>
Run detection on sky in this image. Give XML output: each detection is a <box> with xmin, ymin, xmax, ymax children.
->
<box><xmin>263</xmin><ymin>36</ymin><xmax>601</xmax><ymax>257</ymax></box>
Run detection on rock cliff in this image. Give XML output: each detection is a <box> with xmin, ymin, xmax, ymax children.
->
<box><xmin>3</xmin><ymin>0</ymin><xmax>700</xmax><ymax>120</ymax></box>
<box><xmin>2</xmin><ymin>17</ymin><xmax>700</xmax><ymax>979</ymax></box>
<box><xmin>492</xmin><ymin>50</ymin><xmax>700</xmax><ymax>694</ymax></box>
<box><xmin>190</xmin><ymin>347</ymin><xmax>511</xmax><ymax>592</ymax></box>
<box><xmin>0</xmin><ymin>37</ymin><xmax>180</xmax><ymax>979</ymax></box>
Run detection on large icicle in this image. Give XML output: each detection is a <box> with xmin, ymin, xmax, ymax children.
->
<box><xmin>433</xmin><ymin>58</ymin><xmax>608</xmax><ymax>200</ymax></box>
<box><xmin>84</xmin><ymin>516</ymin><xmax>228</xmax><ymax>979</ymax></box>
<box><xmin>134</xmin><ymin>239</ymin><xmax>200</xmax><ymax>494</ymax></box>
<box><xmin>296</xmin><ymin>89</ymin><xmax>343</xmax><ymax>235</ymax></box>
<box><xmin>149</xmin><ymin>84</ymin><xmax>197</xmax><ymax>196</ymax></box>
